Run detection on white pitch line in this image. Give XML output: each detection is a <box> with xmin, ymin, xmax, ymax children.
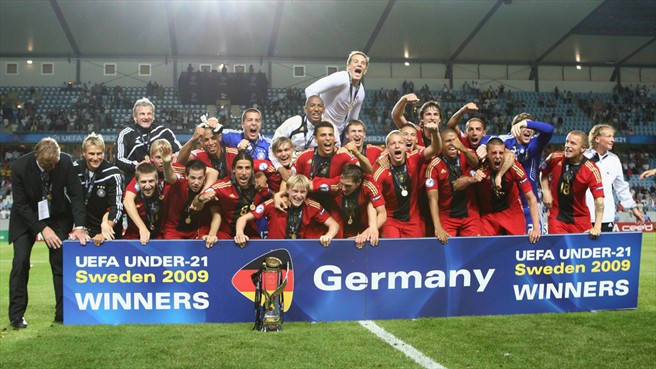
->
<box><xmin>359</xmin><ymin>320</ymin><xmax>448</xmax><ymax>369</ymax></box>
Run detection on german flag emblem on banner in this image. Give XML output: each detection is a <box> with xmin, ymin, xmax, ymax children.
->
<box><xmin>231</xmin><ymin>249</ymin><xmax>294</xmax><ymax>312</ymax></box>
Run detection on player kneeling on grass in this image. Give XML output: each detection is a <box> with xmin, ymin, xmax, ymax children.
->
<box><xmin>234</xmin><ymin>174</ymin><xmax>339</xmax><ymax>248</ymax></box>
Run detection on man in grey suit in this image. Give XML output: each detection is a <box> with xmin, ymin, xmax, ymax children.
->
<box><xmin>8</xmin><ymin>137</ymin><xmax>89</xmax><ymax>329</ymax></box>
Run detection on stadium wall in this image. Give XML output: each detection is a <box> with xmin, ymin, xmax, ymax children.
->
<box><xmin>2</xmin><ymin>57</ymin><xmax>654</xmax><ymax>92</ymax></box>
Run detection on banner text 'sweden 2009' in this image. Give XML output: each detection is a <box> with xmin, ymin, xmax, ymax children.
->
<box><xmin>63</xmin><ymin>233</ymin><xmax>642</xmax><ymax>324</ymax></box>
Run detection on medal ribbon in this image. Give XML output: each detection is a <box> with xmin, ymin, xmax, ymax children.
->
<box><xmin>286</xmin><ymin>206</ymin><xmax>303</xmax><ymax>238</ymax></box>
<box><xmin>84</xmin><ymin>169</ymin><xmax>96</xmax><ymax>201</ymax></box>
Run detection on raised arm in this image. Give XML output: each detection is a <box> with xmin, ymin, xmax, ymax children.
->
<box><xmin>423</xmin><ymin>121</ymin><xmax>442</xmax><ymax>159</ymax></box>
<box><xmin>391</xmin><ymin>93</ymin><xmax>419</xmax><ymax>128</ymax></box>
<box><xmin>161</xmin><ymin>145</ymin><xmax>177</xmax><ymax>185</ymax></box>
<box><xmin>177</xmin><ymin>125</ymin><xmax>205</xmax><ymax>165</ymax></box>
<box><xmin>447</xmin><ymin>102</ymin><xmax>478</xmax><ymax>135</ymax></box>
<box><xmin>344</xmin><ymin>141</ymin><xmax>373</xmax><ymax>174</ymax></box>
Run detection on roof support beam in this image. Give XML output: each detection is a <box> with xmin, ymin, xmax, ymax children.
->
<box><xmin>363</xmin><ymin>0</ymin><xmax>396</xmax><ymax>54</ymax></box>
<box><xmin>267</xmin><ymin>0</ymin><xmax>285</xmax><ymax>57</ymax></box>
<box><xmin>164</xmin><ymin>2</ymin><xmax>178</xmax><ymax>56</ymax></box>
<box><xmin>534</xmin><ymin>1</ymin><xmax>606</xmax><ymax>64</ymax></box>
<box><xmin>448</xmin><ymin>0</ymin><xmax>503</xmax><ymax>63</ymax></box>
<box><xmin>49</xmin><ymin>0</ymin><xmax>80</xmax><ymax>56</ymax></box>
<box><xmin>618</xmin><ymin>37</ymin><xmax>655</xmax><ymax>66</ymax></box>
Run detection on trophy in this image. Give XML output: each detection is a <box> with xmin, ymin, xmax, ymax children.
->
<box><xmin>251</xmin><ymin>256</ymin><xmax>288</xmax><ymax>332</ymax></box>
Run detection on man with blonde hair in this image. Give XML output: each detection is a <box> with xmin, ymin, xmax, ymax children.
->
<box><xmin>584</xmin><ymin>124</ymin><xmax>644</xmax><ymax>231</ymax></box>
<box><xmin>9</xmin><ymin>137</ymin><xmax>89</xmax><ymax>328</ymax></box>
<box><xmin>73</xmin><ymin>132</ymin><xmax>124</xmax><ymax>246</ymax></box>
<box><xmin>541</xmin><ymin>130</ymin><xmax>604</xmax><ymax>238</ymax></box>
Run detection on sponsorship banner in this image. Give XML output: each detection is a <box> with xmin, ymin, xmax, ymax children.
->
<box><xmin>613</xmin><ymin>222</ymin><xmax>654</xmax><ymax>232</ymax></box>
<box><xmin>63</xmin><ymin>233</ymin><xmax>642</xmax><ymax>324</ymax></box>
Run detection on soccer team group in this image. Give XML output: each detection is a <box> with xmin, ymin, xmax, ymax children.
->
<box><xmin>8</xmin><ymin>51</ymin><xmax>649</xmax><ymax>328</ymax></box>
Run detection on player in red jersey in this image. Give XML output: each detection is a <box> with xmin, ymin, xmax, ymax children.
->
<box><xmin>161</xmin><ymin>154</ymin><xmax>219</xmax><ymax>245</ymax></box>
<box><xmin>234</xmin><ymin>174</ymin><xmax>339</xmax><ymax>247</ymax></box>
<box><xmin>287</xmin><ymin>121</ymin><xmax>358</xmax><ymax>236</ymax></box>
<box><xmin>252</xmin><ymin>136</ymin><xmax>292</xmax><ymax>193</ymax></box>
<box><xmin>391</xmin><ymin>94</ymin><xmax>442</xmax><ymax>148</ymax></box>
<box><xmin>312</xmin><ymin>164</ymin><xmax>386</xmax><ymax>248</ymax></box>
<box><xmin>541</xmin><ymin>130</ymin><xmax>604</xmax><ymax>238</ymax></box>
<box><xmin>447</xmin><ymin>102</ymin><xmax>491</xmax><ymax>159</ymax></box>
<box><xmin>123</xmin><ymin>139</ymin><xmax>177</xmax><ymax>244</ymax></box>
<box><xmin>343</xmin><ymin>119</ymin><xmax>383</xmax><ymax>174</ymax></box>
<box><xmin>177</xmin><ymin>117</ymin><xmax>234</xmax><ymax>181</ymax></box>
<box><xmin>373</xmin><ymin>120</ymin><xmax>441</xmax><ymax>238</ymax></box>
<box><xmin>193</xmin><ymin>151</ymin><xmax>270</xmax><ymax>242</ymax></box>
<box><xmin>425</xmin><ymin>128</ymin><xmax>481</xmax><ymax>244</ymax></box>
<box><xmin>474</xmin><ymin>138</ymin><xmax>540</xmax><ymax>243</ymax></box>
<box><xmin>122</xmin><ymin>163</ymin><xmax>165</xmax><ymax>245</ymax></box>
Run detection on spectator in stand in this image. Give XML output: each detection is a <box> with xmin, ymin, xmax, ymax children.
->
<box><xmin>114</xmin><ymin>97</ymin><xmax>181</xmax><ymax>186</ymax></box>
<box><xmin>585</xmin><ymin>124</ymin><xmax>645</xmax><ymax>229</ymax></box>
<box><xmin>305</xmin><ymin>51</ymin><xmax>369</xmax><ymax>136</ymax></box>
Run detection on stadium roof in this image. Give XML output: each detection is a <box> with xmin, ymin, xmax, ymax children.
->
<box><xmin>1</xmin><ymin>0</ymin><xmax>654</xmax><ymax>68</ymax></box>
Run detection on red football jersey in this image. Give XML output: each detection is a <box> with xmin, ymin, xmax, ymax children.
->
<box><xmin>424</xmin><ymin>152</ymin><xmax>479</xmax><ymax>219</ymax></box>
<box><xmin>203</xmin><ymin>178</ymin><xmax>269</xmax><ymax>238</ymax></box>
<box><xmin>251</xmin><ymin>198</ymin><xmax>331</xmax><ymax>239</ymax></box>
<box><xmin>476</xmin><ymin>159</ymin><xmax>532</xmax><ymax>216</ymax></box>
<box><xmin>540</xmin><ymin>152</ymin><xmax>604</xmax><ymax>225</ymax></box>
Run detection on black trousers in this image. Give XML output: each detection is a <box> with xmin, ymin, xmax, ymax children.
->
<box><xmin>595</xmin><ymin>222</ymin><xmax>614</xmax><ymax>232</ymax></box>
<box><xmin>9</xmin><ymin>231</ymin><xmax>64</xmax><ymax>322</ymax></box>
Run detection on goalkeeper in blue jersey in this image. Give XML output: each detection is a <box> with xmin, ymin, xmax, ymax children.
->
<box><xmin>480</xmin><ymin>112</ymin><xmax>554</xmax><ymax>234</ymax></box>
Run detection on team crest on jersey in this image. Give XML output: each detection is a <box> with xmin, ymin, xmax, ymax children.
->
<box><xmin>259</xmin><ymin>162</ymin><xmax>268</xmax><ymax>171</ymax></box>
<box><xmin>257</xmin><ymin>151</ymin><xmax>267</xmax><ymax>160</ymax></box>
<box><xmin>425</xmin><ymin>178</ymin><xmax>435</xmax><ymax>187</ymax></box>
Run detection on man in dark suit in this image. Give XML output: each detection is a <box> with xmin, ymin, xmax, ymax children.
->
<box><xmin>9</xmin><ymin>137</ymin><xmax>89</xmax><ymax>329</ymax></box>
